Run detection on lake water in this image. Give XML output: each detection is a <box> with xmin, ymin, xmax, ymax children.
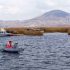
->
<box><xmin>0</xmin><ymin>33</ymin><xmax>70</xmax><ymax>70</ymax></box>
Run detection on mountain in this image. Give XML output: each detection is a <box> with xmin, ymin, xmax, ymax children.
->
<box><xmin>22</xmin><ymin>10</ymin><xmax>70</xmax><ymax>27</ymax></box>
<box><xmin>0</xmin><ymin>10</ymin><xmax>70</xmax><ymax>27</ymax></box>
<box><xmin>42</xmin><ymin>10</ymin><xmax>69</xmax><ymax>18</ymax></box>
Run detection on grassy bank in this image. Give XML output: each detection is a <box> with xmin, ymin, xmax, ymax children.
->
<box><xmin>41</xmin><ymin>27</ymin><xmax>68</xmax><ymax>33</ymax></box>
<box><xmin>4</xmin><ymin>27</ymin><xmax>70</xmax><ymax>35</ymax></box>
<box><xmin>5</xmin><ymin>28</ymin><xmax>44</xmax><ymax>36</ymax></box>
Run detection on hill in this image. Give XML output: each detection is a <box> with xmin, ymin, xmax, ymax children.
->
<box><xmin>23</xmin><ymin>10</ymin><xmax>70</xmax><ymax>27</ymax></box>
<box><xmin>0</xmin><ymin>10</ymin><xmax>70</xmax><ymax>27</ymax></box>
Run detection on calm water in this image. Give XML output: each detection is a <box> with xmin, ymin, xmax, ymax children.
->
<box><xmin>0</xmin><ymin>33</ymin><xmax>70</xmax><ymax>70</ymax></box>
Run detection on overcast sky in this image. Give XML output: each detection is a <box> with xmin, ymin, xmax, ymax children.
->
<box><xmin>0</xmin><ymin>0</ymin><xmax>70</xmax><ymax>20</ymax></box>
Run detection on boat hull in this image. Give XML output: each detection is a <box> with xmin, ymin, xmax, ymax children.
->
<box><xmin>0</xmin><ymin>34</ymin><xmax>13</xmax><ymax>37</ymax></box>
<box><xmin>2</xmin><ymin>48</ymin><xmax>19</xmax><ymax>53</ymax></box>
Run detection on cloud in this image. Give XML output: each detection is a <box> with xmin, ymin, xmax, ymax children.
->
<box><xmin>0</xmin><ymin>0</ymin><xmax>70</xmax><ymax>20</ymax></box>
<box><xmin>36</xmin><ymin>0</ymin><xmax>70</xmax><ymax>12</ymax></box>
<box><xmin>5</xmin><ymin>6</ymin><xmax>19</xmax><ymax>14</ymax></box>
<box><xmin>0</xmin><ymin>0</ymin><xmax>42</xmax><ymax>20</ymax></box>
<box><xmin>43</xmin><ymin>0</ymin><xmax>56</xmax><ymax>6</ymax></box>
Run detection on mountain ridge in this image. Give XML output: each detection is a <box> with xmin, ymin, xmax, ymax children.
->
<box><xmin>0</xmin><ymin>10</ymin><xmax>70</xmax><ymax>27</ymax></box>
<box><xmin>22</xmin><ymin>10</ymin><xmax>70</xmax><ymax>27</ymax></box>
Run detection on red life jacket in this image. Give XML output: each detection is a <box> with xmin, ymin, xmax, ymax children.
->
<box><xmin>6</xmin><ymin>42</ymin><xmax>12</xmax><ymax>48</ymax></box>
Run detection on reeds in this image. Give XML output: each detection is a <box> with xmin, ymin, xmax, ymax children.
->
<box><xmin>4</xmin><ymin>27</ymin><xmax>70</xmax><ymax>35</ymax></box>
<box><xmin>5</xmin><ymin>28</ymin><xmax>44</xmax><ymax>36</ymax></box>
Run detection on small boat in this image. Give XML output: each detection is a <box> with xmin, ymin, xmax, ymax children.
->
<box><xmin>2</xmin><ymin>48</ymin><xmax>19</xmax><ymax>53</ymax></box>
<box><xmin>0</xmin><ymin>28</ymin><xmax>13</xmax><ymax>37</ymax></box>
<box><xmin>1</xmin><ymin>42</ymin><xmax>24</xmax><ymax>53</ymax></box>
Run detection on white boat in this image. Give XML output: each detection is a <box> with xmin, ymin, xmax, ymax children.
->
<box><xmin>0</xmin><ymin>28</ymin><xmax>13</xmax><ymax>37</ymax></box>
<box><xmin>2</xmin><ymin>48</ymin><xmax>19</xmax><ymax>53</ymax></box>
<box><xmin>1</xmin><ymin>42</ymin><xmax>24</xmax><ymax>53</ymax></box>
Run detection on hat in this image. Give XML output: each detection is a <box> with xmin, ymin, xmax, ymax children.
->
<box><xmin>9</xmin><ymin>41</ymin><xmax>12</xmax><ymax>42</ymax></box>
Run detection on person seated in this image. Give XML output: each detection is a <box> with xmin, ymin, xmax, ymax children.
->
<box><xmin>6</xmin><ymin>41</ymin><xmax>13</xmax><ymax>48</ymax></box>
<box><xmin>13</xmin><ymin>43</ymin><xmax>18</xmax><ymax>48</ymax></box>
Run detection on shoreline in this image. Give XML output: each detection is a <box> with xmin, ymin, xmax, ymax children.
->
<box><xmin>3</xmin><ymin>27</ymin><xmax>70</xmax><ymax>35</ymax></box>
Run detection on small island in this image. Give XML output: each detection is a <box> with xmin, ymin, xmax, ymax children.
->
<box><xmin>4</xmin><ymin>27</ymin><xmax>70</xmax><ymax>36</ymax></box>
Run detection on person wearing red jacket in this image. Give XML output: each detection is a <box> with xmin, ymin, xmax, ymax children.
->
<box><xmin>6</xmin><ymin>41</ymin><xmax>13</xmax><ymax>48</ymax></box>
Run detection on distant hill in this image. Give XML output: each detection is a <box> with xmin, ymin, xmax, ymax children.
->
<box><xmin>42</xmin><ymin>10</ymin><xmax>69</xmax><ymax>18</ymax></box>
<box><xmin>23</xmin><ymin>10</ymin><xmax>70</xmax><ymax>27</ymax></box>
<box><xmin>0</xmin><ymin>10</ymin><xmax>70</xmax><ymax>27</ymax></box>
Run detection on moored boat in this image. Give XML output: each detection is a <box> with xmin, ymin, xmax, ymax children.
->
<box><xmin>0</xmin><ymin>28</ymin><xmax>13</xmax><ymax>37</ymax></box>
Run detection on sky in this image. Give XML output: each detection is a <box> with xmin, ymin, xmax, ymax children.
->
<box><xmin>0</xmin><ymin>0</ymin><xmax>70</xmax><ymax>20</ymax></box>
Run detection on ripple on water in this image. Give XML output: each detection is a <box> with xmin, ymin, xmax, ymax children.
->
<box><xmin>0</xmin><ymin>33</ymin><xmax>70</xmax><ymax>70</ymax></box>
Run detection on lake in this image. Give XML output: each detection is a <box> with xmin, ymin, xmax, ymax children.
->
<box><xmin>0</xmin><ymin>33</ymin><xmax>70</xmax><ymax>70</ymax></box>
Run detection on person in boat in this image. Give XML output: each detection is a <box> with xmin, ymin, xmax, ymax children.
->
<box><xmin>6</xmin><ymin>41</ymin><xmax>13</xmax><ymax>48</ymax></box>
<box><xmin>13</xmin><ymin>42</ymin><xmax>18</xmax><ymax>48</ymax></box>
